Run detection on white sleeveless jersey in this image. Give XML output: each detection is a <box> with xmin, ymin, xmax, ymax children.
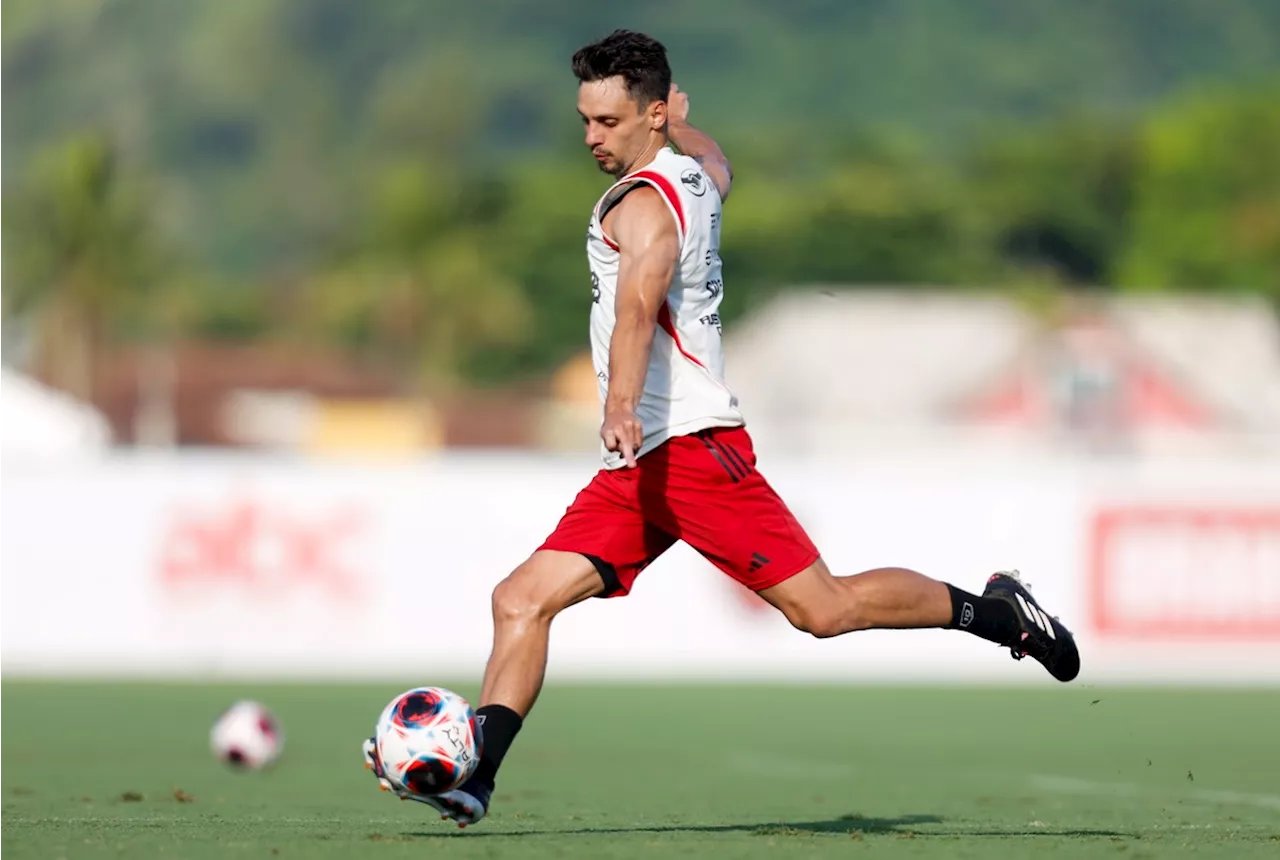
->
<box><xmin>587</xmin><ymin>146</ymin><xmax>744</xmax><ymax>469</ymax></box>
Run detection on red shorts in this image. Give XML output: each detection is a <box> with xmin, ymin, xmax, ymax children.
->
<box><xmin>538</xmin><ymin>426</ymin><xmax>820</xmax><ymax>597</ymax></box>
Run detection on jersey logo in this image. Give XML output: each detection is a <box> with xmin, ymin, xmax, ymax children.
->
<box><xmin>680</xmin><ymin>168</ymin><xmax>707</xmax><ymax>197</ymax></box>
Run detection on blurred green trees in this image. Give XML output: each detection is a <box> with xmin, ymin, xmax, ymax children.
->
<box><xmin>1118</xmin><ymin>83</ymin><xmax>1280</xmax><ymax>301</ymax></box>
<box><xmin>3</xmin><ymin>135</ymin><xmax>164</xmax><ymax>399</ymax></box>
<box><xmin>4</xmin><ymin>0</ymin><xmax>1279</xmax><ymax>391</ymax></box>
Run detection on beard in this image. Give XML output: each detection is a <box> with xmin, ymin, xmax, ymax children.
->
<box><xmin>593</xmin><ymin>150</ymin><xmax>623</xmax><ymax>177</ymax></box>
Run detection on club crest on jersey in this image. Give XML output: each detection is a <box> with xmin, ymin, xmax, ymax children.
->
<box><xmin>680</xmin><ymin>168</ymin><xmax>707</xmax><ymax>197</ymax></box>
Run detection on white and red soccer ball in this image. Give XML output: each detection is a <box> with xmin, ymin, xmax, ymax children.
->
<box><xmin>210</xmin><ymin>700</ymin><xmax>284</xmax><ymax>770</ymax></box>
<box><xmin>374</xmin><ymin>686</ymin><xmax>483</xmax><ymax>795</ymax></box>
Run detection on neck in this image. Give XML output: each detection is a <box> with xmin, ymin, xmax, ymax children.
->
<box><xmin>618</xmin><ymin>136</ymin><xmax>668</xmax><ymax>177</ymax></box>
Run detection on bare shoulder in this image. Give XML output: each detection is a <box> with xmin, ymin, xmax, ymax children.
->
<box><xmin>603</xmin><ymin>184</ymin><xmax>677</xmax><ymax>248</ymax></box>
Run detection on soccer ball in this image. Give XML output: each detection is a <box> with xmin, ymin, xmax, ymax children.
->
<box><xmin>210</xmin><ymin>700</ymin><xmax>283</xmax><ymax>770</ymax></box>
<box><xmin>373</xmin><ymin>687</ymin><xmax>482</xmax><ymax>795</ymax></box>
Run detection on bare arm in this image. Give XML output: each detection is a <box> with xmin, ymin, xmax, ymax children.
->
<box><xmin>600</xmin><ymin>186</ymin><xmax>681</xmax><ymax>466</ymax></box>
<box><xmin>666</xmin><ymin>84</ymin><xmax>733</xmax><ymax>202</ymax></box>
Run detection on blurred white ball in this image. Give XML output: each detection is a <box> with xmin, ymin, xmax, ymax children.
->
<box><xmin>210</xmin><ymin>700</ymin><xmax>283</xmax><ymax>770</ymax></box>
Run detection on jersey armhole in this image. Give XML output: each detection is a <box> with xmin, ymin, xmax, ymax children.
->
<box><xmin>598</xmin><ymin>172</ymin><xmax>687</xmax><ymax>253</ymax></box>
<box><xmin>628</xmin><ymin>171</ymin><xmax>687</xmax><ymax>253</ymax></box>
<box><xmin>596</xmin><ymin>183</ymin><xmax>642</xmax><ymax>251</ymax></box>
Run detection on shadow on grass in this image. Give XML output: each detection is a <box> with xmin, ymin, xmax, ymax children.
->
<box><xmin>402</xmin><ymin>812</ymin><xmax>1128</xmax><ymax>839</ymax></box>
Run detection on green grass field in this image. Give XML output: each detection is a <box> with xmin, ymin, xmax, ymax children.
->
<box><xmin>3</xmin><ymin>682</ymin><xmax>1278</xmax><ymax>858</ymax></box>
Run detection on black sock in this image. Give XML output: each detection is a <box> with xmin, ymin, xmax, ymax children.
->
<box><xmin>945</xmin><ymin>584</ymin><xmax>1019</xmax><ymax>645</ymax></box>
<box><xmin>473</xmin><ymin>704</ymin><xmax>522</xmax><ymax>789</ymax></box>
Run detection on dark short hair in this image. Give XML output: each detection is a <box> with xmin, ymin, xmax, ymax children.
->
<box><xmin>571</xmin><ymin>29</ymin><xmax>671</xmax><ymax>109</ymax></box>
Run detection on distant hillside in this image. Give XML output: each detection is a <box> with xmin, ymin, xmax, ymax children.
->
<box><xmin>6</xmin><ymin>0</ymin><xmax>1280</xmax><ymax>276</ymax></box>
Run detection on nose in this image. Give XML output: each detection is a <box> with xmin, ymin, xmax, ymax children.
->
<box><xmin>584</xmin><ymin>122</ymin><xmax>605</xmax><ymax>148</ymax></box>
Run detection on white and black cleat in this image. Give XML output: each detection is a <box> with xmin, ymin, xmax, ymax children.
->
<box><xmin>983</xmin><ymin>570</ymin><xmax>1081</xmax><ymax>682</ymax></box>
<box><xmin>422</xmin><ymin>778</ymin><xmax>491</xmax><ymax>828</ymax></box>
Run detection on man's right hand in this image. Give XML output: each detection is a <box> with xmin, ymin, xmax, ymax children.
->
<box><xmin>601</xmin><ymin>405</ymin><xmax>643</xmax><ymax>468</ymax></box>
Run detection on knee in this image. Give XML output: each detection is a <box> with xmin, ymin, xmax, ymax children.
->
<box><xmin>784</xmin><ymin>604</ymin><xmax>847</xmax><ymax>639</ymax></box>
<box><xmin>490</xmin><ymin>564</ymin><xmax>559</xmax><ymax>627</ymax></box>
<box><xmin>781</xmin><ymin>594</ymin><xmax>867</xmax><ymax>639</ymax></box>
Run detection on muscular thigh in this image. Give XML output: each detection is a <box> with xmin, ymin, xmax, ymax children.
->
<box><xmin>499</xmin><ymin>549</ymin><xmax>608</xmax><ymax>612</ymax></box>
<box><xmin>637</xmin><ymin>427</ymin><xmax>820</xmax><ymax>592</ymax></box>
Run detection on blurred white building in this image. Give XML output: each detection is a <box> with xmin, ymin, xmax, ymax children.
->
<box><xmin>724</xmin><ymin>290</ymin><xmax>1280</xmax><ymax>464</ymax></box>
<box><xmin>1</xmin><ymin>366</ymin><xmax>112</xmax><ymax>460</ymax></box>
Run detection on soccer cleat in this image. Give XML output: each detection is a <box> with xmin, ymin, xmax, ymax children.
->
<box><xmin>363</xmin><ymin>737</ymin><xmax>406</xmax><ymax>794</ymax></box>
<box><xmin>983</xmin><ymin>570</ymin><xmax>1081</xmax><ymax>683</ymax></box>
<box><xmin>361</xmin><ymin>737</ymin><xmax>491</xmax><ymax>827</ymax></box>
<box><xmin>423</xmin><ymin>777</ymin><xmax>491</xmax><ymax>828</ymax></box>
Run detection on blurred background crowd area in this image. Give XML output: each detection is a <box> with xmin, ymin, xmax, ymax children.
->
<box><xmin>4</xmin><ymin>0</ymin><xmax>1279</xmax><ymax>463</ymax></box>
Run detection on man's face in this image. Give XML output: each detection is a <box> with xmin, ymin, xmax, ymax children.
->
<box><xmin>577</xmin><ymin>76</ymin><xmax>663</xmax><ymax>177</ymax></box>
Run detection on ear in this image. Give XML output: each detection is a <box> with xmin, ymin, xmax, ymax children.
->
<box><xmin>649</xmin><ymin>97</ymin><xmax>667</xmax><ymax>131</ymax></box>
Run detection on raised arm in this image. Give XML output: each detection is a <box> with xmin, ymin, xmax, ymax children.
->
<box><xmin>665</xmin><ymin>83</ymin><xmax>733</xmax><ymax>202</ymax></box>
<box><xmin>600</xmin><ymin>186</ymin><xmax>681</xmax><ymax>467</ymax></box>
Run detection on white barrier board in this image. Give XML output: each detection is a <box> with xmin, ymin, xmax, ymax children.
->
<box><xmin>3</xmin><ymin>452</ymin><xmax>1278</xmax><ymax>684</ymax></box>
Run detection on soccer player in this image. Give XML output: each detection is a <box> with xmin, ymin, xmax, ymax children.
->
<box><xmin>364</xmin><ymin>29</ymin><xmax>1080</xmax><ymax>827</ymax></box>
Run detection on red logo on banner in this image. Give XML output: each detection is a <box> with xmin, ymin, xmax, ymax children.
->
<box><xmin>158</xmin><ymin>497</ymin><xmax>365</xmax><ymax>603</ymax></box>
<box><xmin>1089</xmin><ymin>506</ymin><xmax>1280</xmax><ymax>639</ymax></box>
